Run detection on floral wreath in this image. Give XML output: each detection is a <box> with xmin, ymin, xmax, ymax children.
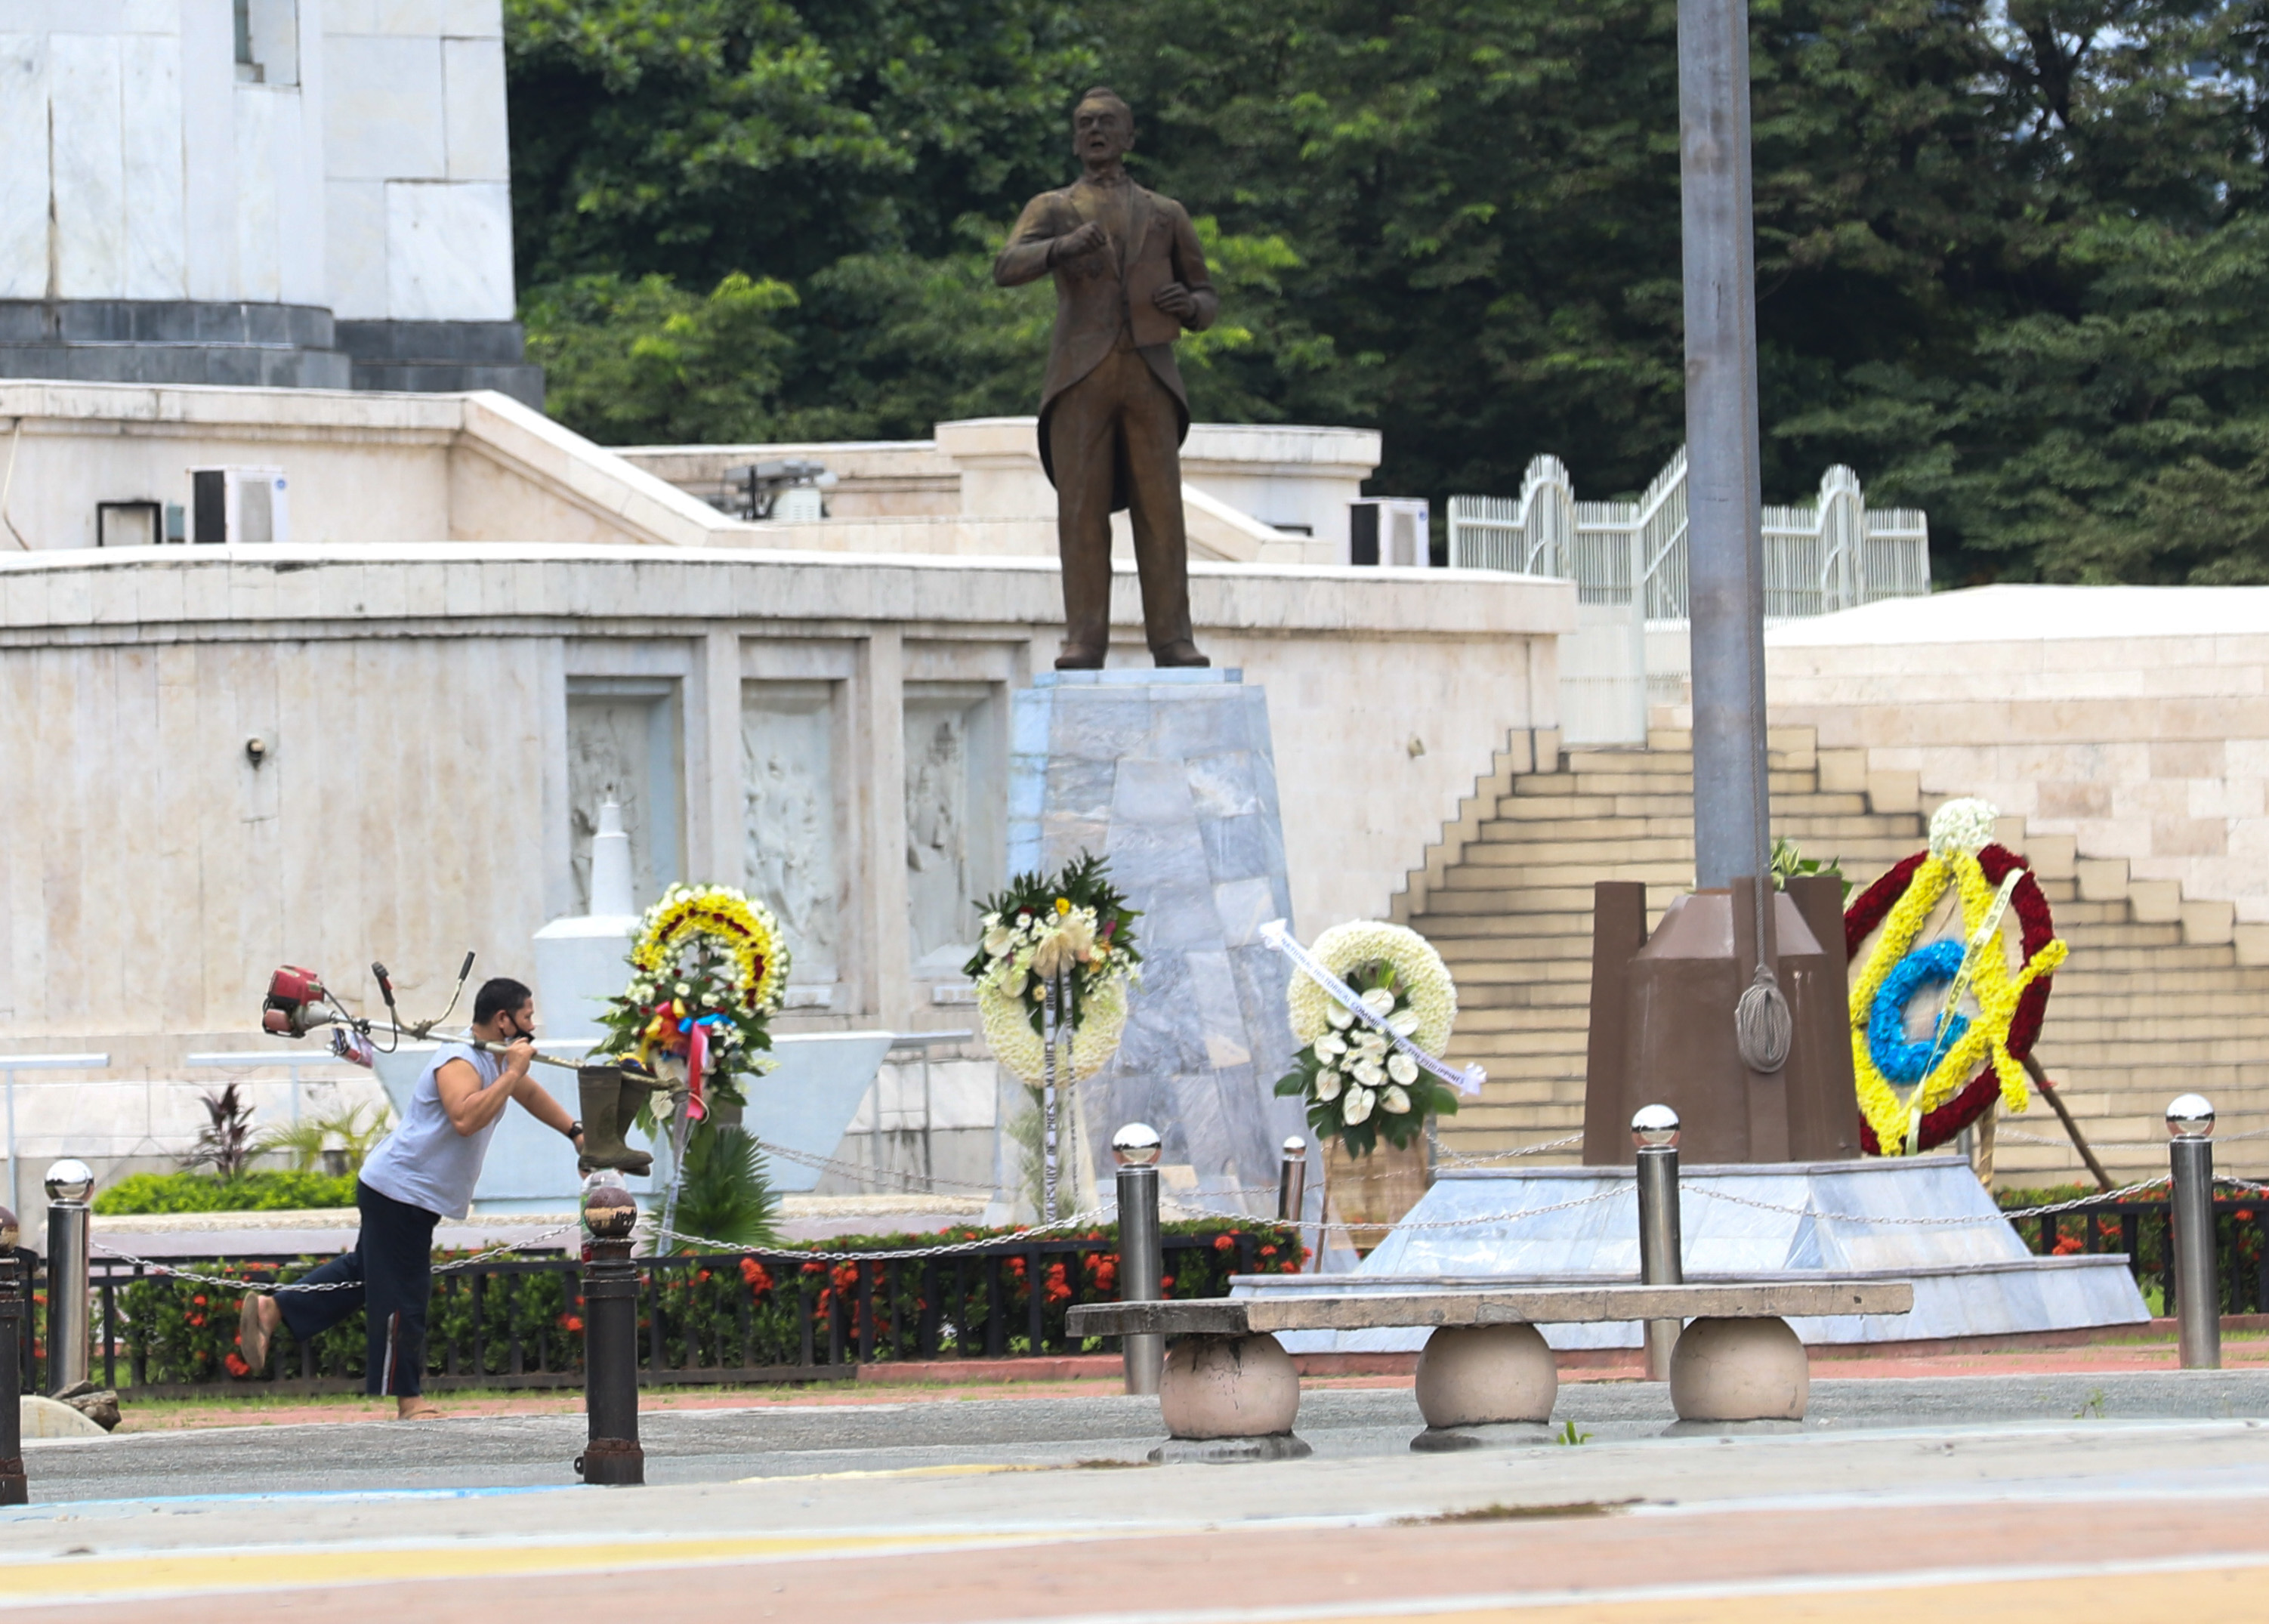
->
<box><xmin>965</xmin><ymin>854</ymin><xmax>1141</xmax><ymax>1088</ymax></box>
<box><xmin>597</xmin><ymin>883</ymin><xmax>789</xmax><ymax>1110</ymax></box>
<box><xmin>1843</xmin><ymin>800</ymin><xmax>2067</xmax><ymax>1155</ymax></box>
<box><xmin>1276</xmin><ymin>922</ymin><xmax>1462</xmax><ymax>1157</ymax></box>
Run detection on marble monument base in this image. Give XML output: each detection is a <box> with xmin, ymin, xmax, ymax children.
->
<box><xmin>1239</xmin><ymin>1155</ymin><xmax>2149</xmax><ymax>1350</ymax></box>
<box><xmin>1001</xmin><ymin>668</ymin><xmax>1307</xmax><ymax>1217</ymax></box>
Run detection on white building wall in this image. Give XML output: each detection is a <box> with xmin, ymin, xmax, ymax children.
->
<box><xmin>323</xmin><ymin>0</ymin><xmax>516</xmax><ymax>322</ymax></box>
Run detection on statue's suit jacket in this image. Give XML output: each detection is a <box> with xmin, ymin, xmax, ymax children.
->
<box><xmin>994</xmin><ymin>179</ymin><xmax>1219</xmax><ymax>506</ymax></box>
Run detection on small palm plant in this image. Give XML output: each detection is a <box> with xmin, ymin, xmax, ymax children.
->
<box><xmin>183</xmin><ymin>1084</ymin><xmax>258</xmax><ymax>1180</ymax></box>
<box><xmin>665</xmin><ymin>1121</ymin><xmax>779</xmax><ymax>1253</ymax></box>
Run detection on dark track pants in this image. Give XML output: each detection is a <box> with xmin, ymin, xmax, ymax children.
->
<box><xmin>276</xmin><ymin>1179</ymin><xmax>442</xmax><ymax>1396</ymax></box>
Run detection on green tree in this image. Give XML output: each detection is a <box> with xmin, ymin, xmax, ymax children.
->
<box><xmin>507</xmin><ymin>0</ymin><xmax>1098</xmax><ymax>288</ymax></box>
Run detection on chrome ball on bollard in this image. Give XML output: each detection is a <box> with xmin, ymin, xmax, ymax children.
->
<box><xmin>2167</xmin><ymin>1094</ymin><xmax>2216</xmax><ymax>1139</ymax></box>
<box><xmin>1631</xmin><ymin>1103</ymin><xmax>1681</xmax><ymax>1149</ymax></box>
<box><xmin>1111</xmin><ymin>1122</ymin><xmax>1162</xmax><ymax>1166</ymax></box>
<box><xmin>44</xmin><ymin>1160</ymin><xmax>94</xmax><ymax>1204</ymax></box>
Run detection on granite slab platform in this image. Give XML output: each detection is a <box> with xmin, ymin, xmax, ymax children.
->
<box><xmin>1246</xmin><ymin>1154</ymin><xmax>2149</xmax><ymax>1348</ymax></box>
<box><xmin>1006</xmin><ymin>669</ymin><xmax>1306</xmax><ymax>1215</ymax></box>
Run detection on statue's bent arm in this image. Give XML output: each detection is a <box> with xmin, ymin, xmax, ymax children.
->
<box><xmin>995</xmin><ymin>195</ymin><xmax>1067</xmax><ymax>288</ymax></box>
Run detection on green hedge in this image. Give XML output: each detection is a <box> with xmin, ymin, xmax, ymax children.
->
<box><xmin>94</xmin><ymin>1170</ymin><xmax>360</xmax><ymax>1215</ymax></box>
<box><xmin>98</xmin><ymin>1218</ymin><xmax>1304</xmax><ymax>1388</ymax></box>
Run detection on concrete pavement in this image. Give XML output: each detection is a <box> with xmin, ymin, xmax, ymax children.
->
<box><xmin>7</xmin><ymin>1373</ymin><xmax>2269</xmax><ymax>1619</ymax></box>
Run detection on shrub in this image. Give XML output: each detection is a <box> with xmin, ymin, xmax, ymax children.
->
<box><xmin>94</xmin><ymin>1170</ymin><xmax>360</xmax><ymax>1215</ymax></box>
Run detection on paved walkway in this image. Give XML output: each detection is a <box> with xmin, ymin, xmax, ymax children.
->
<box><xmin>8</xmin><ymin>1370</ymin><xmax>2269</xmax><ymax>1619</ymax></box>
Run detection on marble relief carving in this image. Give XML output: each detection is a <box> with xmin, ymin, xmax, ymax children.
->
<box><xmin>905</xmin><ymin>687</ymin><xmax>1002</xmax><ymax>976</ymax></box>
<box><xmin>742</xmin><ymin>682</ymin><xmax>842</xmax><ymax>987</ymax></box>
<box><xmin>566</xmin><ymin>684</ymin><xmax>681</xmax><ymax>912</ymax></box>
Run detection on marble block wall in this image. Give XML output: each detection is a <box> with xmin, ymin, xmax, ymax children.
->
<box><xmin>1008</xmin><ymin>671</ymin><xmax>1304</xmax><ymax>1207</ymax></box>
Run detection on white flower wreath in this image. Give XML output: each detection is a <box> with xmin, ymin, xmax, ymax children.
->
<box><xmin>1286</xmin><ymin>921</ymin><xmax>1456</xmax><ymax>1055</ymax></box>
<box><xmin>977</xmin><ymin>971</ymin><xmax>1131</xmax><ymax>1086</ymax></box>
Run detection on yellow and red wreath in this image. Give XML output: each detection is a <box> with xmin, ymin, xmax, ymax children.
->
<box><xmin>1842</xmin><ymin>798</ymin><xmax>2068</xmax><ymax>1156</ymax></box>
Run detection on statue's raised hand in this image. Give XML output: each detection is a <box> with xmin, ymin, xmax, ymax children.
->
<box><xmin>1053</xmin><ymin>221</ymin><xmax>1109</xmax><ymax>262</ymax></box>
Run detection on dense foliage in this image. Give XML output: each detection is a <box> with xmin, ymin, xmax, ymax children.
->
<box><xmin>507</xmin><ymin>0</ymin><xmax>2269</xmax><ymax>584</ymax></box>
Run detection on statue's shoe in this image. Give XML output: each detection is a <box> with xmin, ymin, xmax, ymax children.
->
<box><xmin>1151</xmin><ymin>641</ymin><xmax>1210</xmax><ymax>668</ymax></box>
<box><xmin>1054</xmin><ymin>645</ymin><xmax>1107</xmax><ymax>670</ymax></box>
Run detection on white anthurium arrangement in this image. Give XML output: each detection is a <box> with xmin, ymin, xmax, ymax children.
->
<box><xmin>1273</xmin><ymin>921</ymin><xmax>1465</xmax><ymax>1158</ymax></box>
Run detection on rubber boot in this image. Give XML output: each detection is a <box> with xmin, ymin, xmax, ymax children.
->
<box><xmin>577</xmin><ymin>1064</ymin><xmax>655</xmax><ymax>1176</ymax></box>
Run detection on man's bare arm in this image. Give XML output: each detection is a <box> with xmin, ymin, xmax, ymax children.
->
<box><xmin>436</xmin><ymin>1047</ymin><xmax>529</xmax><ymax>1138</ymax></box>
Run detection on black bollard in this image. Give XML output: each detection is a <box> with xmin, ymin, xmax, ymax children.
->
<box><xmin>0</xmin><ymin>1206</ymin><xmax>26</xmax><ymax>1505</ymax></box>
<box><xmin>576</xmin><ymin>1181</ymin><xmax>645</xmax><ymax>1486</ymax></box>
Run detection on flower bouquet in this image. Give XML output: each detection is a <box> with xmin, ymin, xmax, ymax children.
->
<box><xmin>1272</xmin><ymin>921</ymin><xmax>1465</xmax><ymax>1159</ymax></box>
<box><xmin>965</xmin><ymin>854</ymin><xmax>1141</xmax><ymax>1217</ymax></box>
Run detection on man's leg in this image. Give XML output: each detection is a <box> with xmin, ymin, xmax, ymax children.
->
<box><xmin>356</xmin><ymin>1184</ymin><xmax>441</xmax><ymax>1411</ymax></box>
<box><xmin>247</xmin><ymin>1243</ymin><xmax>366</xmax><ymax>1372</ymax></box>
<box><xmin>1120</xmin><ymin>357</ymin><xmax>1205</xmax><ymax>665</ymax></box>
<box><xmin>1048</xmin><ymin>363</ymin><xmax>1125</xmax><ymax>666</ymax></box>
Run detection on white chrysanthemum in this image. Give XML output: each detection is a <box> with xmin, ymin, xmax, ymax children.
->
<box><xmin>1928</xmin><ymin>797</ymin><xmax>2001</xmax><ymax>858</ymax></box>
<box><xmin>1286</xmin><ymin>922</ymin><xmax>1457</xmax><ymax>1054</ymax></box>
<box><xmin>976</xmin><ymin>970</ymin><xmax>1131</xmax><ymax>1086</ymax></box>
<box><xmin>1381</xmin><ymin>1085</ymin><xmax>1411</xmax><ymax>1115</ymax></box>
<box><xmin>1344</xmin><ymin>1085</ymin><xmax>1375</xmax><ymax>1124</ymax></box>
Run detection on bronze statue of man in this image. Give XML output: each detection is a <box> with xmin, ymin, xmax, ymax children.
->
<box><xmin>996</xmin><ymin>88</ymin><xmax>1218</xmax><ymax>669</ymax></box>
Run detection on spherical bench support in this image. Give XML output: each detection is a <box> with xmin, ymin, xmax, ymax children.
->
<box><xmin>1667</xmin><ymin>1315</ymin><xmax>1809</xmax><ymax>1423</ymax></box>
<box><xmin>1150</xmin><ymin>1332</ymin><xmax>1311</xmax><ymax>1463</ymax></box>
<box><xmin>1410</xmin><ymin>1323</ymin><xmax>1558</xmax><ymax>1450</ymax></box>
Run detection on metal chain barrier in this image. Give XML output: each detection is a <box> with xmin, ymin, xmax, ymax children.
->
<box><xmin>1434</xmin><ymin>1134</ymin><xmax>1584</xmax><ymax>1166</ymax></box>
<box><xmin>749</xmin><ymin>1136</ymin><xmax>1002</xmax><ymax>1196</ymax></box>
<box><xmin>90</xmin><ymin>1222</ymin><xmax>584</xmax><ymax>1295</ymax></box>
<box><xmin>651</xmin><ymin>1206</ymin><xmax>1119</xmax><ymax>1263</ymax></box>
<box><xmin>1688</xmin><ymin>1179</ymin><xmax>2175</xmax><ymax>1227</ymax></box>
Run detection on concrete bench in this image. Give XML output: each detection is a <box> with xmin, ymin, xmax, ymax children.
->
<box><xmin>1067</xmin><ymin>1280</ymin><xmax>1914</xmax><ymax>1460</ymax></box>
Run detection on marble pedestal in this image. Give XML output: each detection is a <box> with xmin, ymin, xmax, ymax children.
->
<box><xmin>1006</xmin><ymin>670</ymin><xmax>1304</xmax><ymax>1211</ymax></box>
<box><xmin>1238</xmin><ymin>1155</ymin><xmax>2150</xmax><ymax>1349</ymax></box>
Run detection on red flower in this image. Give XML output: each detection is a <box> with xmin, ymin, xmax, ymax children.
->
<box><xmin>224</xmin><ymin>1351</ymin><xmax>251</xmax><ymax>1378</ymax></box>
<box><xmin>1159</xmin><ymin>1275</ymin><xmax>1175</xmax><ymax>1292</ymax></box>
<box><xmin>1259</xmin><ymin>1245</ymin><xmax>1277</xmax><ymax>1258</ymax></box>
<box><xmin>560</xmin><ymin>1314</ymin><xmax>585</xmax><ymax>1333</ymax></box>
<box><xmin>1212</xmin><ymin>1234</ymin><xmax>1234</xmax><ymax>1252</ymax></box>
<box><xmin>740</xmin><ymin>1257</ymin><xmax>775</xmax><ymax>1296</ymax></box>
<box><xmin>2052</xmin><ymin>1235</ymin><xmax>2084</xmax><ymax>1255</ymax></box>
<box><xmin>192</xmin><ymin>1295</ymin><xmax>208</xmax><ymax>1307</ymax></box>
<box><xmin>1043</xmin><ymin>1262</ymin><xmax>1072</xmax><ymax>1305</ymax></box>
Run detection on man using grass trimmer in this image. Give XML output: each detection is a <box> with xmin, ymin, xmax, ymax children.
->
<box><xmin>237</xmin><ymin>977</ymin><xmax>583</xmax><ymax>1419</ymax></box>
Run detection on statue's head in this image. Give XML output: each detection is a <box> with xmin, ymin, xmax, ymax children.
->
<box><xmin>1072</xmin><ymin>87</ymin><xmax>1134</xmax><ymax>167</ymax></box>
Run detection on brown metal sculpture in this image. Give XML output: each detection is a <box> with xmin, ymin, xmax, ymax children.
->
<box><xmin>996</xmin><ymin>88</ymin><xmax>1218</xmax><ymax>670</ymax></box>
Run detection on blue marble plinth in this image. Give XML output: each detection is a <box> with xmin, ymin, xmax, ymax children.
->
<box><xmin>1008</xmin><ymin>669</ymin><xmax>1304</xmax><ymax>1207</ymax></box>
<box><xmin>1237</xmin><ymin>1155</ymin><xmax>2150</xmax><ymax>1348</ymax></box>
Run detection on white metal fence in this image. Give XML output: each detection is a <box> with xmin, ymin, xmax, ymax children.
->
<box><xmin>1448</xmin><ymin>449</ymin><xmax>1930</xmax><ymax>743</ymax></box>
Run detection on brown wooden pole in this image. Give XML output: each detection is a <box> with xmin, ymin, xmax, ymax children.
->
<box><xmin>2022</xmin><ymin>1053</ymin><xmax>2114</xmax><ymax>1192</ymax></box>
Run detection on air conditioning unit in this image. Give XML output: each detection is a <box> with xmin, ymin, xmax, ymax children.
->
<box><xmin>1348</xmin><ymin>497</ymin><xmax>1433</xmax><ymax>567</ymax></box>
<box><xmin>189</xmin><ymin>467</ymin><xmax>290</xmax><ymax>545</ymax></box>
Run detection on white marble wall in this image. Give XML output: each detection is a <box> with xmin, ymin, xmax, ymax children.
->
<box><xmin>0</xmin><ymin>5</ymin><xmax>512</xmax><ymax>321</ymax></box>
<box><xmin>0</xmin><ymin>8</ymin><xmax>325</xmax><ymax>305</ymax></box>
<box><xmin>323</xmin><ymin>0</ymin><xmax>514</xmax><ymax>321</ymax></box>
<box><xmin>0</xmin><ymin>545</ymin><xmax>1571</xmax><ymax>1070</ymax></box>
<box><xmin>1768</xmin><ymin>585</ymin><xmax>2269</xmax><ymax>931</ymax></box>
